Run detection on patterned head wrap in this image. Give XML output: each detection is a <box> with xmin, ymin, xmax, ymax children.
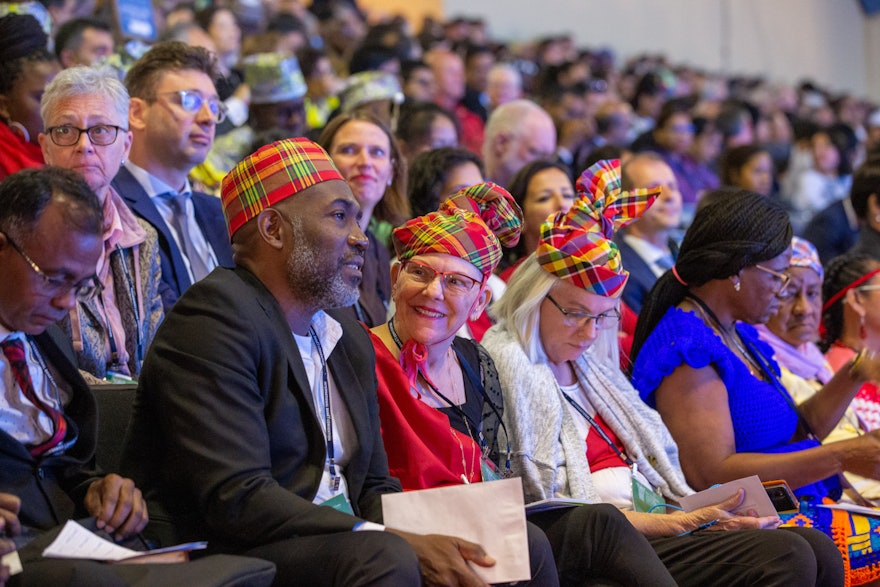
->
<box><xmin>790</xmin><ymin>236</ymin><xmax>823</xmax><ymax>280</ymax></box>
<box><xmin>221</xmin><ymin>138</ymin><xmax>344</xmax><ymax>238</ymax></box>
<box><xmin>536</xmin><ymin>159</ymin><xmax>661</xmax><ymax>297</ymax></box>
<box><xmin>392</xmin><ymin>182</ymin><xmax>522</xmax><ymax>277</ymax></box>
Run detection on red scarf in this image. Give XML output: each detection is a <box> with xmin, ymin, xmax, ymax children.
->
<box><xmin>370</xmin><ymin>329</ymin><xmax>482</xmax><ymax>489</ymax></box>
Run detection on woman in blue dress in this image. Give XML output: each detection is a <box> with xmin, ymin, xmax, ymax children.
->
<box><xmin>631</xmin><ymin>190</ymin><xmax>880</xmax><ymax>585</ymax></box>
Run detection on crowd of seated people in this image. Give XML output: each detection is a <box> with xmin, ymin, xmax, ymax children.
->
<box><xmin>3</xmin><ymin>0</ymin><xmax>880</xmax><ymax>585</ymax></box>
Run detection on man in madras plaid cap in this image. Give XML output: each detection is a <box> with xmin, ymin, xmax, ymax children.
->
<box><xmin>123</xmin><ymin>137</ymin><xmax>502</xmax><ymax>586</ymax></box>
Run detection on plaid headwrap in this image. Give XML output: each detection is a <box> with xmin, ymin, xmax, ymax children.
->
<box><xmin>393</xmin><ymin>182</ymin><xmax>522</xmax><ymax>276</ymax></box>
<box><xmin>536</xmin><ymin>159</ymin><xmax>661</xmax><ymax>297</ymax></box>
<box><xmin>790</xmin><ymin>236</ymin><xmax>823</xmax><ymax>280</ymax></box>
<box><xmin>221</xmin><ymin>138</ymin><xmax>344</xmax><ymax>238</ymax></box>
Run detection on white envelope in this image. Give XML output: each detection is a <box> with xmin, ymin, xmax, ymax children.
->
<box><xmin>677</xmin><ymin>475</ymin><xmax>776</xmax><ymax>517</ymax></box>
<box><xmin>382</xmin><ymin>477</ymin><xmax>530</xmax><ymax>584</ymax></box>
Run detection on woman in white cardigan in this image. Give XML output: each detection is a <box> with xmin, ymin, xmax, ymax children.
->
<box><xmin>482</xmin><ymin>160</ymin><xmax>843</xmax><ymax>586</ymax></box>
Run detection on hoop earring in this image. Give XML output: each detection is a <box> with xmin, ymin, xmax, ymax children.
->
<box><xmin>7</xmin><ymin>121</ymin><xmax>29</xmax><ymax>144</ymax></box>
<box><xmin>861</xmin><ymin>314</ymin><xmax>868</xmax><ymax>341</ymax></box>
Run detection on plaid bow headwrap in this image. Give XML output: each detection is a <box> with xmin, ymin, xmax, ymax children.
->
<box><xmin>790</xmin><ymin>236</ymin><xmax>823</xmax><ymax>280</ymax></box>
<box><xmin>393</xmin><ymin>182</ymin><xmax>522</xmax><ymax>276</ymax></box>
<box><xmin>221</xmin><ymin>138</ymin><xmax>344</xmax><ymax>238</ymax></box>
<box><xmin>536</xmin><ymin>159</ymin><xmax>661</xmax><ymax>297</ymax></box>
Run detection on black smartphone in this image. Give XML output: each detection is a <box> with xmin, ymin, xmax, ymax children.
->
<box><xmin>763</xmin><ymin>480</ymin><xmax>799</xmax><ymax>514</ymax></box>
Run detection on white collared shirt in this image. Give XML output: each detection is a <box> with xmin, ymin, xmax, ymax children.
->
<box><xmin>0</xmin><ymin>326</ymin><xmax>71</xmax><ymax>446</ymax></box>
<box><xmin>123</xmin><ymin>161</ymin><xmax>219</xmax><ymax>284</ymax></box>
<box><xmin>292</xmin><ymin>311</ymin><xmax>358</xmax><ymax>505</ymax></box>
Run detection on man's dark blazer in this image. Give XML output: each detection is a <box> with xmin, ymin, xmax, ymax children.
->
<box><xmin>120</xmin><ymin>267</ymin><xmax>401</xmax><ymax>551</ymax></box>
<box><xmin>802</xmin><ymin>199</ymin><xmax>859</xmax><ymax>265</ymax></box>
<box><xmin>112</xmin><ymin>166</ymin><xmax>234</xmax><ymax>311</ymax></box>
<box><xmin>615</xmin><ymin>231</ymin><xmax>677</xmax><ymax>315</ymax></box>
<box><xmin>0</xmin><ymin>326</ymin><xmax>100</xmax><ymax>531</ymax></box>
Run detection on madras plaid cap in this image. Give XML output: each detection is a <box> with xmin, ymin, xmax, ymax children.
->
<box><xmin>536</xmin><ymin>159</ymin><xmax>661</xmax><ymax>297</ymax></box>
<box><xmin>221</xmin><ymin>138</ymin><xmax>344</xmax><ymax>238</ymax></box>
<box><xmin>790</xmin><ymin>236</ymin><xmax>823</xmax><ymax>279</ymax></box>
<box><xmin>393</xmin><ymin>182</ymin><xmax>522</xmax><ymax>276</ymax></box>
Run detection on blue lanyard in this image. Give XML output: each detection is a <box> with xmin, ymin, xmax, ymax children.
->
<box><xmin>309</xmin><ymin>326</ymin><xmax>339</xmax><ymax>492</ymax></box>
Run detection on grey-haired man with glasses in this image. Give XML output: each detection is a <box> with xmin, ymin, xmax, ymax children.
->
<box><xmin>112</xmin><ymin>41</ymin><xmax>233</xmax><ymax>311</ymax></box>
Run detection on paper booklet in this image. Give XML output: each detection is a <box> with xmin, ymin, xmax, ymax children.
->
<box><xmin>42</xmin><ymin>520</ymin><xmax>207</xmax><ymax>564</ymax></box>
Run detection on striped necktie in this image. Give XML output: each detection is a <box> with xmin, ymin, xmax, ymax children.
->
<box><xmin>1</xmin><ymin>338</ymin><xmax>67</xmax><ymax>457</ymax></box>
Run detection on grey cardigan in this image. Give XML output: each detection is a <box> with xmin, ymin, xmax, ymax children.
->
<box><xmin>482</xmin><ymin>323</ymin><xmax>693</xmax><ymax>505</ymax></box>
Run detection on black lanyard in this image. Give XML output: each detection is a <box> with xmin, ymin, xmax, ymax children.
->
<box><xmin>559</xmin><ymin>387</ymin><xmax>634</xmax><ymax>467</ymax></box>
<box><xmin>309</xmin><ymin>326</ymin><xmax>340</xmax><ymax>492</ymax></box>
<box><xmin>686</xmin><ymin>293</ymin><xmax>816</xmax><ymax>440</ymax></box>
<box><xmin>387</xmin><ymin>319</ymin><xmax>511</xmax><ymax>473</ymax></box>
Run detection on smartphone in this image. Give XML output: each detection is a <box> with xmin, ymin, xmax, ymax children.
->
<box><xmin>762</xmin><ymin>480</ymin><xmax>799</xmax><ymax>514</ymax></box>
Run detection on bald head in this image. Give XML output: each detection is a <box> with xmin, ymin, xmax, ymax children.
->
<box><xmin>621</xmin><ymin>153</ymin><xmax>682</xmax><ymax>236</ymax></box>
<box><xmin>483</xmin><ymin>100</ymin><xmax>556</xmax><ymax>187</ymax></box>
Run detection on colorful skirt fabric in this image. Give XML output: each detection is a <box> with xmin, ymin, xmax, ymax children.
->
<box><xmin>782</xmin><ymin>498</ymin><xmax>880</xmax><ymax>586</ymax></box>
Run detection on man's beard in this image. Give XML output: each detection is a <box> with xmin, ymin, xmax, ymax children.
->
<box><xmin>285</xmin><ymin>216</ymin><xmax>361</xmax><ymax>310</ymax></box>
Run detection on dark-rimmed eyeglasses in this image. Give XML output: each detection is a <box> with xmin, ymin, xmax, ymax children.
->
<box><xmin>156</xmin><ymin>89</ymin><xmax>227</xmax><ymax>123</ymax></box>
<box><xmin>45</xmin><ymin>124</ymin><xmax>126</xmax><ymax>147</ymax></box>
<box><xmin>545</xmin><ymin>295</ymin><xmax>621</xmax><ymax>330</ymax></box>
<box><xmin>754</xmin><ymin>264</ymin><xmax>792</xmax><ymax>297</ymax></box>
<box><xmin>402</xmin><ymin>259</ymin><xmax>482</xmax><ymax>297</ymax></box>
<box><xmin>1</xmin><ymin>231</ymin><xmax>101</xmax><ymax>301</ymax></box>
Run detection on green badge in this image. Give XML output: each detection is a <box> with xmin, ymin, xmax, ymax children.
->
<box><xmin>320</xmin><ymin>492</ymin><xmax>354</xmax><ymax>515</ymax></box>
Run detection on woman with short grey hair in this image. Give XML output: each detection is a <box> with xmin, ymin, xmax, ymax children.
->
<box><xmin>40</xmin><ymin>66</ymin><xmax>163</xmax><ymax>380</ymax></box>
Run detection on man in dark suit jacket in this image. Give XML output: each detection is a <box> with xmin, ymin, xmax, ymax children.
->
<box><xmin>121</xmin><ymin>138</ymin><xmax>500</xmax><ymax>586</ymax></box>
<box><xmin>0</xmin><ymin>168</ymin><xmax>152</xmax><ymax>583</ymax></box>
<box><xmin>617</xmin><ymin>153</ymin><xmax>683</xmax><ymax>315</ymax></box>
<box><xmin>112</xmin><ymin>41</ymin><xmax>233</xmax><ymax>311</ymax></box>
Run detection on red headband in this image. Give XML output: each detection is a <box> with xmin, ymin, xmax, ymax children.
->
<box><xmin>822</xmin><ymin>267</ymin><xmax>880</xmax><ymax>314</ymax></box>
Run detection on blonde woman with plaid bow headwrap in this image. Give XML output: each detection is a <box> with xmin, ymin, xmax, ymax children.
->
<box><xmin>482</xmin><ymin>161</ymin><xmax>842</xmax><ymax>586</ymax></box>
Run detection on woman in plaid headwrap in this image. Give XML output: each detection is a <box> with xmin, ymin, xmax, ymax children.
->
<box><xmin>483</xmin><ymin>162</ymin><xmax>842</xmax><ymax>586</ymax></box>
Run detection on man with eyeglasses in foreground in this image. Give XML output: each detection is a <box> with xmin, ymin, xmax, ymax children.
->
<box><xmin>112</xmin><ymin>41</ymin><xmax>233</xmax><ymax>311</ymax></box>
<box><xmin>0</xmin><ymin>166</ymin><xmax>149</xmax><ymax>582</ymax></box>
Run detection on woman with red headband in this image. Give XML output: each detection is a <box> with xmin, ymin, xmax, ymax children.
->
<box><xmin>822</xmin><ymin>253</ymin><xmax>880</xmax><ymax>432</ymax></box>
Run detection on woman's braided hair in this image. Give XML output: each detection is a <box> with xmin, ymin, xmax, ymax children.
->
<box><xmin>820</xmin><ymin>253</ymin><xmax>880</xmax><ymax>352</ymax></box>
<box><xmin>631</xmin><ymin>190</ymin><xmax>792</xmax><ymax>365</ymax></box>
<box><xmin>0</xmin><ymin>14</ymin><xmax>52</xmax><ymax>96</ymax></box>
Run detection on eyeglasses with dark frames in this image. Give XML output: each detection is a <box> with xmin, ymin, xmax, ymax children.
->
<box><xmin>155</xmin><ymin>89</ymin><xmax>228</xmax><ymax>123</ymax></box>
<box><xmin>402</xmin><ymin>259</ymin><xmax>482</xmax><ymax>296</ymax></box>
<box><xmin>753</xmin><ymin>264</ymin><xmax>792</xmax><ymax>298</ymax></box>
<box><xmin>45</xmin><ymin>124</ymin><xmax>126</xmax><ymax>147</ymax></box>
<box><xmin>545</xmin><ymin>295</ymin><xmax>621</xmax><ymax>330</ymax></box>
<box><xmin>1</xmin><ymin>231</ymin><xmax>101</xmax><ymax>301</ymax></box>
